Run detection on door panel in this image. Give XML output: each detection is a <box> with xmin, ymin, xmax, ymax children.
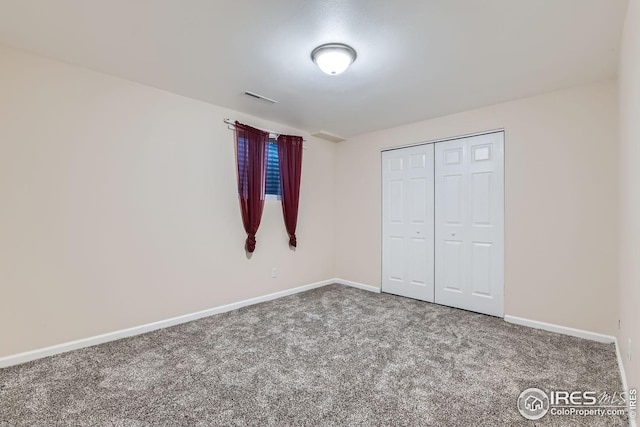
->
<box><xmin>471</xmin><ymin>172</ymin><xmax>492</xmax><ymax>225</ymax></box>
<box><xmin>382</xmin><ymin>144</ymin><xmax>434</xmax><ymax>302</ymax></box>
<box><xmin>471</xmin><ymin>242</ymin><xmax>492</xmax><ymax>296</ymax></box>
<box><xmin>411</xmin><ymin>178</ymin><xmax>427</xmax><ymax>222</ymax></box>
<box><xmin>443</xmin><ymin>241</ymin><xmax>462</xmax><ymax>292</ymax></box>
<box><xmin>389</xmin><ymin>237</ymin><xmax>404</xmax><ymax>281</ymax></box>
<box><xmin>435</xmin><ymin>132</ymin><xmax>504</xmax><ymax>317</ymax></box>
<box><xmin>444</xmin><ymin>174</ymin><xmax>463</xmax><ymax>224</ymax></box>
<box><xmin>410</xmin><ymin>237</ymin><xmax>428</xmax><ymax>285</ymax></box>
<box><xmin>390</xmin><ymin>180</ymin><xmax>403</xmax><ymax>223</ymax></box>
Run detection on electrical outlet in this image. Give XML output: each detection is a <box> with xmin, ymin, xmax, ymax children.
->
<box><xmin>271</xmin><ymin>267</ymin><xmax>278</xmax><ymax>278</ymax></box>
<box><xmin>629</xmin><ymin>338</ymin><xmax>632</xmax><ymax>361</ymax></box>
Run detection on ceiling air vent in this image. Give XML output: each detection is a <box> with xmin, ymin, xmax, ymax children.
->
<box><xmin>244</xmin><ymin>91</ymin><xmax>278</xmax><ymax>104</ymax></box>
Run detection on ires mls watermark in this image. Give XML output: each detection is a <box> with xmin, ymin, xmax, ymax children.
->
<box><xmin>517</xmin><ymin>387</ymin><xmax>637</xmax><ymax>421</ymax></box>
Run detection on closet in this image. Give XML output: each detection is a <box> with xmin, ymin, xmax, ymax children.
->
<box><xmin>381</xmin><ymin>131</ymin><xmax>504</xmax><ymax>317</ymax></box>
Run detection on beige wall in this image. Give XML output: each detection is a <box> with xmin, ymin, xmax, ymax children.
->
<box><xmin>0</xmin><ymin>43</ymin><xmax>626</xmax><ymax>361</ymax></box>
<box><xmin>0</xmin><ymin>47</ymin><xmax>336</xmax><ymax>357</ymax></box>
<box><xmin>335</xmin><ymin>80</ymin><xmax>619</xmax><ymax>336</ymax></box>
<box><xmin>618</xmin><ymin>0</ymin><xmax>640</xmax><ymax>390</ymax></box>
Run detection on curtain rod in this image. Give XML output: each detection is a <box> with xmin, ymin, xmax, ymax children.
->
<box><xmin>223</xmin><ymin>118</ymin><xmax>308</xmax><ymax>144</ymax></box>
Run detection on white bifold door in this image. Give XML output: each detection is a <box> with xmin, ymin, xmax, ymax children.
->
<box><xmin>434</xmin><ymin>132</ymin><xmax>504</xmax><ymax>317</ymax></box>
<box><xmin>381</xmin><ymin>144</ymin><xmax>435</xmax><ymax>302</ymax></box>
<box><xmin>382</xmin><ymin>132</ymin><xmax>504</xmax><ymax>317</ymax></box>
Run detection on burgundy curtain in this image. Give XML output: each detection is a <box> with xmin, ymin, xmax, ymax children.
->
<box><xmin>277</xmin><ymin>134</ymin><xmax>304</xmax><ymax>247</ymax></box>
<box><xmin>235</xmin><ymin>121</ymin><xmax>269</xmax><ymax>252</ymax></box>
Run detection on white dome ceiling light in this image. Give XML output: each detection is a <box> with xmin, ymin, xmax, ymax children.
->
<box><xmin>311</xmin><ymin>43</ymin><xmax>357</xmax><ymax>76</ymax></box>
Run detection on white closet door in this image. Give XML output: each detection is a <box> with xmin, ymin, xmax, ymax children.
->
<box><xmin>382</xmin><ymin>144</ymin><xmax>435</xmax><ymax>302</ymax></box>
<box><xmin>435</xmin><ymin>132</ymin><xmax>504</xmax><ymax>317</ymax></box>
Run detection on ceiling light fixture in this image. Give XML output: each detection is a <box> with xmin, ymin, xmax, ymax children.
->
<box><xmin>311</xmin><ymin>43</ymin><xmax>357</xmax><ymax>76</ymax></box>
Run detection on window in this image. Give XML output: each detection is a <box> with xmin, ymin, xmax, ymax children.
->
<box><xmin>265</xmin><ymin>139</ymin><xmax>281</xmax><ymax>199</ymax></box>
<box><xmin>236</xmin><ymin>136</ymin><xmax>281</xmax><ymax>200</ymax></box>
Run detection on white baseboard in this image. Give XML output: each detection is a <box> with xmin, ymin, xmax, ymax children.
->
<box><xmin>504</xmin><ymin>315</ymin><xmax>637</xmax><ymax>426</ymax></box>
<box><xmin>504</xmin><ymin>315</ymin><xmax>615</xmax><ymax>344</ymax></box>
<box><xmin>0</xmin><ymin>279</ymin><xmax>340</xmax><ymax>369</ymax></box>
<box><xmin>2</xmin><ymin>283</ymin><xmax>634</xmax><ymax>425</ymax></box>
<box><xmin>615</xmin><ymin>338</ymin><xmax>637</xmax><ymax>427</ymax></box>
<box><xmin>0</xmin><ymin>278</ymin><xmax>380</xmax><ymax>369</ymax></box>
<box><xmin>332</xmin><ymin>278</ymin><xmax>381</xmax><ymax>293</ymax></box>
<box><xmin>615</xmin><ymin>338</ymin><xmax>630</xmax><ymax>395</ymax></box>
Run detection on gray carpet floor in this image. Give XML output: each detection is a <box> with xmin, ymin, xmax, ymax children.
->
<box><xmin>0</xmin><ymin>284</ymin><xmax>627</xmax><ymax>426</ymax></box>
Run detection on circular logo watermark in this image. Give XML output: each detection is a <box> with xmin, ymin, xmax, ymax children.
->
<box><xmin>518</xmin><ymin>388</ymin><xmax>550</xmax><ymax>420</ymax></box>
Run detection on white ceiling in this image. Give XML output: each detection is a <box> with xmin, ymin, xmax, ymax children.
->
<box><xmin>0</xmin><ymin>0</ymin><xmax>629</xmax><ymax>138</ymax></box>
